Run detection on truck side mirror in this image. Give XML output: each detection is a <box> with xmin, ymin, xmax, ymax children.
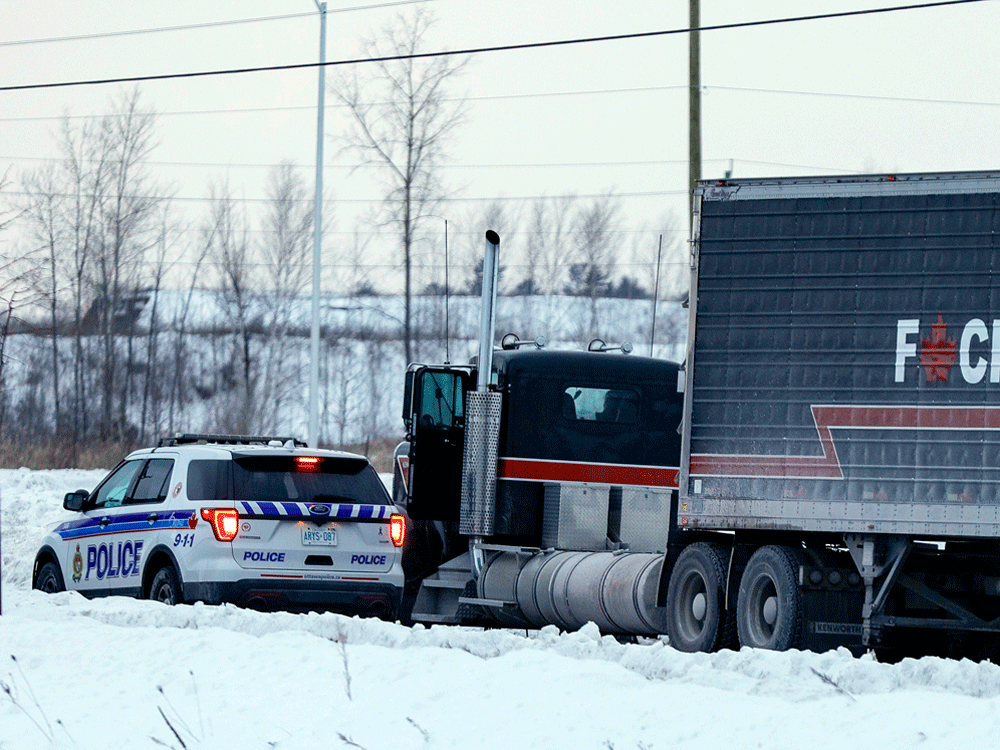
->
<box><xmin>402</xmin><ymin>370</ymin><xmax>415</xmax><ymax>426</ymax></box>
<box><xmin>63</xmin><ymin>490</ymin><xmax>89</xmax><ymax>512</ymax></box>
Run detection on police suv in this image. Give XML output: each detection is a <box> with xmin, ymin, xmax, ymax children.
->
<box><xmin>32</xmin><ymin>434</ymin><xmax>406</xmax><ymax>618</ymax></box>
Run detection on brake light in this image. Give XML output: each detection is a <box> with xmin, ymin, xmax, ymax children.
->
<box><xmin>389</xmin><ymin>514</ymin><xmax>406</xmax><ymax>547</ymax></box>
<box><xmin>296</xmin><ymin>456</ymin><xmax>322</xmax><ymax>471</ymax></box>
<box><xmin>200</xmin><ymin>508</ymin><xmax>239</xmax><ymax>542</ymax></box>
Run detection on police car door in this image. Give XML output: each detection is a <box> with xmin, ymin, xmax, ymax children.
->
<box><xmin>107</xmin><ymin>455</ymin><xmax>178</xmax><ymax>597</ymax></box>
<box><xmin>62</xmin><ymin>459</ymin><xmax>145</xmax><ymax>596</ymax></box>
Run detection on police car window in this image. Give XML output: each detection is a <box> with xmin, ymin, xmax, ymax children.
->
<box><xmin>232</xmin><ymin>456</ymin><xmax>391</xmax><ymax>505</ymax></box>
<box><xmin>187</xmin><ymin>460</ymin><xmax>232</xmax><ymax>501</ymax></box>
<box><xmin>129</xmin><ymin>459</ymin><xmax>175</xmax><ymax>504</ymax></box>
<box><xmin>562</xmin><ymin>386</ymin><xmax>640</xmax><ymax>424</ymax></box>
<box><xmin>92</xmin><ymin>460</ymin><xmax>144</xmax><ymax>509</ymax></box>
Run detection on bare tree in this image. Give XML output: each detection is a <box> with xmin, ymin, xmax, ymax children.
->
<box><xmin>204</xmin><ymin>179</ymin><xmax>258</xmax><ymax>434</ymax></box>
<box><xmin>166</xmin><ymin>231</ymin><xmax>212</xmax><ymax>434</ymax></box>
<box><xmin>0</xmin><ymin>169</ymin><xmax>44</xmax><ymax>437</ymax></box>
<box><xmin>139</xmin><ymin>205</ymin><xmax>182</xmax><ymax>443</ymax></box>
<box><xmin>565</xmin><ymin>194</ymin><xmax>621</xmax><ymax>337</ymax></box>
<box><xmin>59</xmin><ymin>111</ymin><xmax>114</xmax><ymax>447</ymax></box>
<box><xmin>461</xmin><ymin>199</ymin><xmax>518</xmax><ymax>295</ymax></box>
<box><xmin>339</xmin><ymin>222</ymin><xmax>376</xmax><ymax>296</ymax></box>
<box><xmin>527</xmin><ymin>194</ymin><xmax>577</xmax><ymax>295</ymax></box>
<box><xmin>256</xmin><ymin>161</ymin><xmax>313</xmax><ymax>431</ymax></box>
<box><xmin>333</xmin><ymin>8</ymin><xmax>467</xmax><ymax>365</ymax></box>
<box><xmin>19</xmin><ymin>162</ymin><xmax>65</xmax><ymax>434</ymax></box>
<box><xmin>93</xmin><ymin>88</ymin><xmax>163</xmax><ymax>441</ymax></box>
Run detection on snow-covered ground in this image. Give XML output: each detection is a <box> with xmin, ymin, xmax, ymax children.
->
<box><xmin>4</xmin><ymin>468</ymin><xmax>1000</xmax><ymax>749</ymax></box>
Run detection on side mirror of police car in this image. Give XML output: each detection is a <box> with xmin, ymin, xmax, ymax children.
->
<box><xmin>63</xmin><ymin>490</ymin><xmax>89</xmax><ymax>512</ymax></box>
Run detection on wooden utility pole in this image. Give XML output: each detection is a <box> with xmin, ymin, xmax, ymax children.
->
<box><xmin>689</xmin><ymin>0</ymin><xmax>701</xmax><ymax>236</ymax></box>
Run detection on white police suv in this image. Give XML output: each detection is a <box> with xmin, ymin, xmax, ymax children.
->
<box><xmin>32</xmin><ymin>434</ymin><xmax>406</xmax><ymax>618</ymax></box>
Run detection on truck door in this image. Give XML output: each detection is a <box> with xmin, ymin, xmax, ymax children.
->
<box><xmin>408</xmin><ymin>367</ymin><xmax>471</xmax><ymax>521</ymax></box>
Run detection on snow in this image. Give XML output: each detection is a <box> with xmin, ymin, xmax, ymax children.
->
<box><xmin>3</xmin><ymin>469</ymin><xmax>1000</xmax><ymax>748</ymax></box>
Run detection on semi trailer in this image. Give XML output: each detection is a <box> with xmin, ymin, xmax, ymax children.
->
<box><xmin>395</xmin><ymin>171</ymin><xmax>1000</xmax><ymax>659</ymax></box>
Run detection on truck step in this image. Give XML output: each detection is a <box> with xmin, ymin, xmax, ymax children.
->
<box><xmin>408</xmin><ymin>612</ymin><xmax>461</xmax><ymax>624</ymax></box>
<box><xmin>421</xmin><ymin>578</ymin><xmax>469</xmax><ymax>590</ymax></box>
<box><xmin>409</xmin><ymin>552</ymin><xmax>475</xmax><ymax>626</ymax></box>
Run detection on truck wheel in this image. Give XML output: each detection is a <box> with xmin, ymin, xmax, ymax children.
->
<box><xmin>666</xmin><ymin>543</ymin><xmax>734</xmax><ymax>652</ymax></box>
<box><xmin>737</xmin><ymin>546</ymin><xmax>803</xmax><ymax>651</ymax></box>
<box><xmin>149</xmin><ymin>566</ymin><xmax>183</xmax><ymax>605</ymax></box>
<box><xmin>35</xmin><ymin>561</ymin><xmax>65</xmax><ymax>593</ymax></box>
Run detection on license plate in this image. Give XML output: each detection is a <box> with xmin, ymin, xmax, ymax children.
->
<box><xmin>302</xmin><ymin>526</ymin><xmax>337</xmax><ymax>546</ymax></box>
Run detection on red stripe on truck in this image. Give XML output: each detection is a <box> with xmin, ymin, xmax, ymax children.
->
<box><xmin>691</xmin><ymin>404</ymin><xmax>1000</xmax><ymax>479</ymax></box>
<box><xmin>498</xmin><ymin>457</ymin><xmax>679</xmax><ymax>488</ymax></box>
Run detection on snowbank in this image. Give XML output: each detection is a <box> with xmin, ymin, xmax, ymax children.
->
<box><xmin>3</xmin><ymin>469</ymin><xmax>1000</xmax><ymax>749</ymax></box>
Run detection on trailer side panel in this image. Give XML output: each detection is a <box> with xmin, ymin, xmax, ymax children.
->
<box><xmin>684</xmin><ymin>173</ymin><xmax>1000</xmax><ymax>536</ymax></box>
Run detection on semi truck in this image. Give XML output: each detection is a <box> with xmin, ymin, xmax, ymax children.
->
<box><xmin>395</xmin><ymin>171</ymin><xmax>1000</xmax><ymax>659</ymax></box>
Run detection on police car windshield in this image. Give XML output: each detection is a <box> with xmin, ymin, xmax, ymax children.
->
<box><xmin>187</xmin><ymin>457</ymin><xmax>390</xmax><ymax>505</ymax></box>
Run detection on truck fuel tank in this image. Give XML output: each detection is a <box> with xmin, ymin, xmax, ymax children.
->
<box><xmin>478</xmin><ymin>548</ymin><xmax>667</xmax><ymax>635</ymax></box>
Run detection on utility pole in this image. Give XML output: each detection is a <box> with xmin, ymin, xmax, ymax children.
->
<box><xmin>689</xmin><ymin>0</ymin><xmax>701</xmax><ymax>237</ymax></box>
<box><xmin>308</xmin><ymin>1</ymin><xmax>327</xmax><ymax>449</ymax></box>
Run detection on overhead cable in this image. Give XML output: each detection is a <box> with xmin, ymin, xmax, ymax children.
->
<box><xmin>0</xmin><ymin>0</ymin><xmax>431</xmax><ymax>48</ymax></box>
<box><xmin>0</xmin><ymin>0</ymin><xmax>988</xmax><ymax>93</ymax></box>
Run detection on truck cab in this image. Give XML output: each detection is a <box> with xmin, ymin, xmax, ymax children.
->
<box><xmin>394</xmin><ymin>341</ymin><xmax>683</xmax><ymax>624</ymax></box>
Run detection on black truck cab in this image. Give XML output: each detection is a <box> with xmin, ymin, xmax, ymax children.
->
<box><xmin>394</xmin><ymin>346</ymin><xmax>683</xmax><ymax>604</ymax></box>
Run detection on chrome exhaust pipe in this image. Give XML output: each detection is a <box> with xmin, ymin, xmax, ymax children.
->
<box><xmin>462</xmin><ymin>231</ymin><xmax>503</xmax><ymax>576</ymax></box>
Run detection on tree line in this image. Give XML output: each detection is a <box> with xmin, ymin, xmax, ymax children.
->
<box><xmin>0</xmin><ymin>10</ymin><xmax>686</xmax><ymax>467</ymax></box>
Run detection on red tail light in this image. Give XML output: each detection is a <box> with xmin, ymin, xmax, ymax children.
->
<box><xmin>201</xmin><ymin>508</ymin><xmax>239</xmax><ymax>542</ymax></box>
<box><xmin>295</xmin><ymin>456</ymin><xmax>322</xmax><ymax>472</ymax></box>
<box><xmin>389</xmin><ymin>514</ymin><xmax>406</xmax><ymax>547</ymax></box>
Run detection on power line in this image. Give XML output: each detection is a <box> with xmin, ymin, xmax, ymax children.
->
<box><xmin>5</xmin><ymin>79</ymin><xmax>998</xmax><ymax>126</ymax></box>
<box><xmin>708</xmin><ymin>84</ymin><xmax>1000</xmax><ymax>108</ymax></box>
<box><xmin>0</xmin><ymin>85</ymin><xmax>687</xmax><ymax>123</ymax></box>
<box><xmin>0</xmin><ymin>153</ymin><xmax>687</xmax><ymax>170</ymax></box>
<box><xmin>0</xmin><ymin>188</ymin><xmax>684</xmax><ymax>204</ymax></box>
<box><xmin>0</xmin><ymin>0</ymin><xmax>987</xmax><ymax>93</ymax></box>
<box><xmin>2</xmin><ymin>153</ymin><xmax>855</xmax><ymax>174</ymax></box>
<box><xmin>0</xmin><ymin>1</ymin><xmax>431</xmax><ymax>48</ymax></box>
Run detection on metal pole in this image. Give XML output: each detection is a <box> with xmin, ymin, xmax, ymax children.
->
<box><xmin>308</xmin><ymin>1</ymin><xmax>327</xmax><ymax>448</ymax></box>
<box><xmin>650</xmin><ymin>234</ymin><xmax>663</xmax><ymax>357</ymax></box>
<box><xmin>689</xmin><ymin>0</ymin><xmax>701</xmax><ymax>238</ymax></box>
<box><xmin>444</xmin><ymin>218</ymin><xmax>450</xmax><ymax>364</ymax></box>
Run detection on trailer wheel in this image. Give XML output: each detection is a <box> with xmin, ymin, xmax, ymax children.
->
<box><xmin>736</xmin><ymin>545</ymin><xmax>803</xmax><ymax>651</ymax></box>
<box><xmin>666</xmin><ymin>543</ymin><xmax>734</xmax><ymax>652</ymax></box>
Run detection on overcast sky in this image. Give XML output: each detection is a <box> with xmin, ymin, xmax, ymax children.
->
<box><xmin>2</xmin><ymin>0</ymin><xmax>999</xmax><ymax>292</ymax></box>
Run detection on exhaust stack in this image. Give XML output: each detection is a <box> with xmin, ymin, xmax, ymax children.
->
<box><xmin>476</xmin><ymin>230</ymin><xmax>501</xmax><ymax>391</ymax></box>
<box><xmin>460</xmin><ymin>231</ymin><xmax>503</xmax><ymax>547</ymax></box>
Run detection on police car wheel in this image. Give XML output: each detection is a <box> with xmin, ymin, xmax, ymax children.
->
<box><xmin>35</xmin><ymin>561</ymin><xmax>65</xmax><ymax>593</ymax></box>
<box><xmin>150</xmin><ymin>566</ymin><xmax>182</xmax><ymax>605</ymax></box>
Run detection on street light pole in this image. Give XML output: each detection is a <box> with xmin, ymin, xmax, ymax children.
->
<box><xmin>308</xmin><ymin>1</ymin><xmax>327</xmax><ymax>448</ymax></box>
<box><xmin>444</xmin><ymin>218</ymin><xmax>450</xmax><ymax>363</ymax></box>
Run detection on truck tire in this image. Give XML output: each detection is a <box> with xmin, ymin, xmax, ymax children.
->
<box><xmin>736</xmin><ymin>545</ymin><xmax>803</xmax><ymax>651</ymax></box>
<box><xmin>666</xmin><ymin>543</ymin><xmax>734</xmax><ymax>652</ymax></box>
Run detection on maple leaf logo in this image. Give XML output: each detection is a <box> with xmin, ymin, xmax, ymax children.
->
<box><xmin>920</xmin><ymin>313</ymin><xmax>957</xmax><ymax>382</ymax></box>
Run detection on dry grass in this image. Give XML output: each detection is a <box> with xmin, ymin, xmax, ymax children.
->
<box><xmin>0</xmin><ymin>438</ymin><xmax>139</xmax><ymax>470</ymax></box>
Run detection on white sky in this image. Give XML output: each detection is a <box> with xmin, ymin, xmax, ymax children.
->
<box><xmin>2</xmin><ymin>0</ymin><xmax>999</xmax><ymax>292</ymax></box>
